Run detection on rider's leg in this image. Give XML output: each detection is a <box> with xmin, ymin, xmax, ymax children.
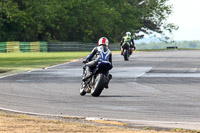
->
<box><xmin>86</xmin><ymin>60</ymin><xmax>98</xmax><ymax>67</ymax></box>
<box><xmin>82</xmin><ymin>60</ymin><xmax>98</xmax><ymax>81</ymax></box>
<box><xmin>82</xmin><ymin>66</ymin><xmax>91</xmax><ymax>81</ymax></box>
<box><xmin>121</xmin><ymin>47</ymin><xmax>124</xmax><ymax>55</ymax></box>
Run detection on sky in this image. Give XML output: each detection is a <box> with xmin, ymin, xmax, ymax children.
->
<box><xmin>167</xmin><ymin>0</ymin><xmax>200</xmax><ymax>40</ymax></box>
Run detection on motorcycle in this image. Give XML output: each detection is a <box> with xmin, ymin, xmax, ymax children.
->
<box><xmin>122</xmin><ymin>42</ymin><xmax>130</xmax><ymax>61</ymax></box>
<box><xmin>80</xmin><ymin>60</ymin><xmax>112</xmax><ymax>97</ymax></box>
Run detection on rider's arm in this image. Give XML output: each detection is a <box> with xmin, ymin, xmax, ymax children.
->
<box><xmin>120</xmin><ymin>38</ymin><xmax>124</xmax><ymax>46</ymax></box>
<box><xmin>131</xmin><ymin>38</ymin><xmax>136</xmax><ymax>49</ymax></box>
<box><xmin>131</xmin><ymin>38</ymin><xmax>135</xmax><ymax>45</ymax></box>
<box><xmin>85</xmin><ymin>47</ymin><xmax>98</xmax><ymax>61</ymax></box>
<box><xmin>109</xmin><ymin>53</ymin><xmax>112</xmax><ymax>65</ymax></box>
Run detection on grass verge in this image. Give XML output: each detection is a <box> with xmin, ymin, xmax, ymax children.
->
<box><xmin>0</xmin><ymin>111</ymin><xmax>182</xmax><ymax>133</ymax></box>
<box><xmin>0</xmin><ymin>52</ymin><xmax>89</xmax><ymax>73</ymax></box>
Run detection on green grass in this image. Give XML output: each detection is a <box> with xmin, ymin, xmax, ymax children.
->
<box><xmin>0</xmin><ymin>52</ymin><xmax>89</xmax><ymax>72</ymax></box>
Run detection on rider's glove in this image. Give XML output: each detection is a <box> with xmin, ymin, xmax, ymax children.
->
<box><xmin>82</xmin><ymin>60</ymin><xmax>88</xmax><ymax>64</ymax></box>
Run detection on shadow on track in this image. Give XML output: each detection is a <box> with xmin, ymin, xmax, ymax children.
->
<box><xmin>99</xmin><ymin>95</ymin><xmax>143</xmax><ymax>98</ymax></box>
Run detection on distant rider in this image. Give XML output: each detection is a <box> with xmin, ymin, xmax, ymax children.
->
<box><xmin>82</xmin><ymin>37</ymin><xmax>112</xmax><ymax>88</ymax></box>
<box><xmin>120</xmin><ymin>32</ymin><xmax>136</xmax><ymax>55</ymax></box>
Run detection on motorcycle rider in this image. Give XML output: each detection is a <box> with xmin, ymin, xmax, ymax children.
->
<box><xmin>120</xmin><ymin>32</ymin><xmax>136</xmax><ymax>55</ymax></box>
<box><xmin>82</xmin><ymin>37</ymin><xmax>112</xmax><ymax>88</ymax></box>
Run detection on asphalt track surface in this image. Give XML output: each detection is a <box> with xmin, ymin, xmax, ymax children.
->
<box><xmin>0</xmin><ymin>50</ymin><xmax>200</xmax><ymax>130</ymax></box>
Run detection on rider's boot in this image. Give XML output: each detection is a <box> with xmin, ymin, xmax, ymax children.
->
<box><xmin>82</xmin><ymin>66</ymin><xmax>92</xmax><ymax>81</ymax></box>
<box><xmin>105</xmin><ymin>74</ymin><xmax>112</xmax><ymax>89</ymax></box>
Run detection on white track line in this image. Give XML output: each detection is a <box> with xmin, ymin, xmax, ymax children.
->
<box><xmin>26</xmin><ymin>59</ymin><xmax>80</xmax><ymax>73</ymax></box>
<box><xmin>142</xmin><ymin>73</ymin><xmax>200</xmax><ymax>78</ymax></box>
<box><xmin>0</xmin><ymin>107</ymin><xmax>83</xmax><ymax>118</ymax></box>
<box><xmin>44</xmin><ymin>59</ymin><xmax>80</xmax><ymax>70</ymax></box>
<box><xmin>0</xmin><ymin>59</ymin><xmax>81</xmax><ymax>78</ymax></box>
<box><xmin>0</xmin><ymin>73</ymin><xmax>20</xmax><ymax>79</ymax></box>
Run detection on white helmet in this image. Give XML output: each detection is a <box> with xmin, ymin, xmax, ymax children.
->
<box><xmin>98</xmin><ymin>37</ymin><xmax>109</xmax><ymax>47</ymax></box>
<box><xmin>126</xmin><ymin>32</ymin><xmax>131</xmax><ymax>36</ymax></box>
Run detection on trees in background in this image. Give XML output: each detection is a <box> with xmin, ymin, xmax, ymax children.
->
<box><xmin>0</xmin><ymin>0</ymin><xmax>178</xmax><ymax>42</ymax></box>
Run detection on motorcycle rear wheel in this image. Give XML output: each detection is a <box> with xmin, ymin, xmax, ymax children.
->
<box><xmin>91</xmin><ymin>73</ymin><xmax>105</xmax><ymax>97</ymax></box>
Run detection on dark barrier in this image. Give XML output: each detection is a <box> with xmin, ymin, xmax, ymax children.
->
<box><xmin>47</xmin><ymin>42</ymin><xmax>95</xmax><ymax>52</ymax></box>
<box><xmin>47</xmin><ymin>42</ymin><xmax>120</xmax><ymax>52</ymax></box>
<box><xmin>0</xmin><ymin>42</ymin><xmax>119</xmax><ymax>52</ymax></box>
<box><xmin>166</xmin><ymin>46</ymin><xmax>178</xmax><ymax>49</ymax></box>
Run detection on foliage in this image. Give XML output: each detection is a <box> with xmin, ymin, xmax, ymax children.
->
<box><xmin>0</xmin><ymin>0</ymin><xmax>177</xmax><ymax>42</ymax></box>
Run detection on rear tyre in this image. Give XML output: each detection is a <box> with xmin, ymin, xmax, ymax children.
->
<box><xmin>123</xmin><ymin>49</ymin><xmax>129</xmax><ymax>61</ymax></box>
<box><xmin>91</xmin><ymin>74</ymin><xmax>105</xmax><ymax>97</ymax></box>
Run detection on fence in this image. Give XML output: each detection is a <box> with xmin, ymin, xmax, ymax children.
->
<box><xmin>0</xmin><ymin>42</ymin><xmax>120</xmax><ymax>53</ymax></box>
<box><xmin>0</xmin><ymin>42</ymin><xmax>48</xmax><ymax>53</ymax></box>
<box><xmin>48</xmin><ymin>42</ymin><xmax>120</xmax><ymax>52</ymax></box>
<box><xmin>0</xmin><ymin>42</ymin><xmax>6</xmax><ymax>53</ymax></box>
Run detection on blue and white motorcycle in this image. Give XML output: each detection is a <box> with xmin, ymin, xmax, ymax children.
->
<box><xmin>80</xmin><ymin>60</ymin><xmax>112</xmax><ymax>97</ymax></box>
<box><xmin>80</xmin><ymin>46</ymin><xmax>112</xmax><ymax>97</ymax></box>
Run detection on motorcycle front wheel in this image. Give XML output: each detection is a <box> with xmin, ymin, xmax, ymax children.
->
<box><xmin>91</xmin><ymin>73</ymin><xmax>105</xmax><ymax>97</ymax></box>
<box><xmin>123</xmin><ymin>49</ymin><xmax>129</xmax><ymax>61</ymax></box>
<box><xmin>80</xmin><ymin>82</ymin><xmax>87</xmax><ymax>96</ymax></box>
<box><xmin>80</xmin><ymin>67</ymin><xmax>87</xmax><ymax>96</ymax></box>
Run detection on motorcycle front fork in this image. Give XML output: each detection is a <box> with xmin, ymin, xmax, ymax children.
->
<box><xmin>82</xmin><ymin>75</ymin><xmax>95</xmax><ymax>93</ymax></box>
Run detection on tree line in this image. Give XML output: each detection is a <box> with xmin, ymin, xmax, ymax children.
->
<box><xmin>0</xmin><ymin>0</ymin><xmax>178</xmax><ymax>42</ymax></box>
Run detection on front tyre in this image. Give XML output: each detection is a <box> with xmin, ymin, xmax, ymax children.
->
<box><xmin>80</xmin><ymin>82</ymin><xmax>86</xmax><ymax>96</ymax></box>
<box><xmin>91</xmin><ymin>74</ymin><xmax>105</xmax><ymax>97</ymax></box>
<box><xmin>123</xmin><ymin>49</ymin><xmax>129</xmax><ymax>61</ymax></box>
